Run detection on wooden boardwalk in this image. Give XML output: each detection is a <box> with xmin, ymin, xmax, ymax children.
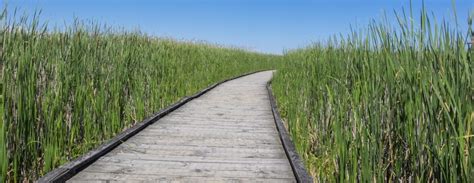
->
<box><xmin>68</xmin><ymin>71</ymin><xmax>297</xmax><ymax>182</ymax></box>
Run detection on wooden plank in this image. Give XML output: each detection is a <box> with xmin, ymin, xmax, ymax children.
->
<box><xmin>145</xmin><ymin>123</ymin><xmax>275</xmax><ymax>129</ymax></box>
<box><xmin>124</xmin><ymin>141</ymin><xmax>279</xmax><ymax>148</ymax></box>
<box><xmin>158</xmin><ymin>117</ymin><xmax>276</xmax><ymax>123</ymax></box>
<box><xmin>167</xmin><ymin>112</ymin><xmax>274</xmax><ymax>117</ymax></box>
<box><xmin>81</xmin><ymin>159</ymin><xmax>293</xmax><ymax>172</ymax></box>
<box><xmin>75</xmin><ymin>166</ymin><xmax>294</xmax><ymax>179</ymax></box>
<box><xmin>125</xmin><ymin>135</ymin><xmax>281</xmax><ymax>145</ymax></box>
<box><xmin>144</xmin><ymin>126</ymin><xmax>277</xmax><ymax>134</ymax></box>
<box><xmin>98</xmin><ymin>153</ymin><xmax>291</xmax><ymax>164</ymax></box>
<box><xmin>134</xmin><ymin>131</ymin><xmax>281</xmax><ymax>140</ymax></box>
<box><xmin>116</xmin><ymin>143</ymin><xmax>285</xmax><ymax>151</ymax></box>
<box><xmin>111</xmin><ymin>143</ymin><xmax>283</xmax><ymax>152</ymax></box>
<box><xmin>115</xmin><ymin>142</ymin><xmax>284</xmax><ymax>151</ymax></box>
<box><xmin>141</xmin><ymin>123</ymin><xmax>276</xmax><ymax>130</ymax></box>
<box><xmin>110</xmin><ymin>146</ymin><xmax>287</xmax><ymax>159</ymax></box>
<box><xmin>69</xmin><ymin>172</ymin><xmax>296</xmax><ymax>182</ymax></box>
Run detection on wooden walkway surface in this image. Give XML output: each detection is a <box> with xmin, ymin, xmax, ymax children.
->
<box><xmin>68</xmin><ymin>71</ymin><xmax>296</xmax><ymax>182</ymax></box>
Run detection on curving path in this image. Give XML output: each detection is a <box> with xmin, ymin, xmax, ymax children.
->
<box><xmin>68</xmin><ymin>71</ymin><xmax>296</xmax><ymax>182</ymax></box>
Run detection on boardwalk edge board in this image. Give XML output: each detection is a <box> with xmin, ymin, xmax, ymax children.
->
<box><xmin>37</xmin><ymin>70</ymin><xmax>267</xmax><ymax>183</ymax></box>
<box><xmin>266</xmin><ymin>80</ymin><xmax>313</xmax><ymax>183</ymax></box>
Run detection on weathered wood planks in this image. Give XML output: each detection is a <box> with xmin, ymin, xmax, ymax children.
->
<box><xmin>68</xmin><ymin>71</ymin><xmax>298</xmax><ymax>182</ymax></box>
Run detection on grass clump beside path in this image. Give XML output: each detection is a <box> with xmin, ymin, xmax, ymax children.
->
<box><xmin>0</xmin><ymin>10</ymin><xmax>279</xmax><ymax>182</ymax></box>
<box><xmin>272</xmin><ymin>5</ymin><xmax>474</xmax><ymax>182</ymax></box>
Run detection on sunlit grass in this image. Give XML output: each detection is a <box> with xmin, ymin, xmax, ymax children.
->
<box><xmin>272</xmin><ymin>5</ymin><xmax>474</xmax><ymax>182</ymax></box>
<box><xmin>2</xmin><ymin>2</ymin><xmax>473</xmax><ymax>182</ymax></box>
<box><xmin>0</xmin><ymin>10</ymin><xmax>279</xmax><ymax>181</ymax></box>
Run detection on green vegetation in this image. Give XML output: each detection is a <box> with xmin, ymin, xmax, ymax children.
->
<box><xmin>272</xmin><ymin>5</ymin><xmax>474</xmax><ymax>182</ymax></box>
<box><xmin>2</xmin><ymin>3</ymin><xmax>474</xmax><ymax>183</ymax></box>
<box><xmin>1</xmin><ymin>8</ymin><xmax>6</xmax><ymax>183</ymax></box>
<box><xmin>0</xmin><ymin>11</ymin><xmax>278</xmax><ymax>181</ymax></box>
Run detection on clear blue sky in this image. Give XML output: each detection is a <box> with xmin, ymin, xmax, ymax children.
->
<box><xmin>3</xmin><ymin>0</ymin><xmax>473</xmax><ymax>54</ymax></box>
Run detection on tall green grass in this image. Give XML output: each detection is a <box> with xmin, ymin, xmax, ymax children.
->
<box><xmin>2</xmin><ymin>3</ymin><xmax>473</xmax><ymax>182</ymax></box>
<box><xmin>272</xmin><ymin>5</ymin><xmax>473</xmax><ymax>182</ymax></box>
<box><xmin>0</xmin><ymin>10</ymin><xmax>278</xmax><ymax>181</ymax></box>
<box><xmin>1</xmin><ymin>8</ymin><xmax>6</xmax><ymax>183</ymax></box>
